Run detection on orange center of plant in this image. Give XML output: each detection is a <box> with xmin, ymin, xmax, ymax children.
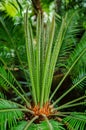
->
<box><xmin>32</xmin><ymin>102</ymin><xmax>53</xmax><ymax>116</ymax></box>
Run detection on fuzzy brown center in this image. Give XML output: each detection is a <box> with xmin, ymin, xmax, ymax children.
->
<box><xmin>31</xmin><ymin>102</ymin><xmax>53</xmax><ymax>116</ymax></box>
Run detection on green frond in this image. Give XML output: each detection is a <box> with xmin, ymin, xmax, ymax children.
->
<box><xmin>36</xmin><ymin>120</ymin><xmax>65</xmax><ymax>130</ymax></box>
<box><xmin>63</xmin><ymin>112</ymin><xmax>86</xmax><ymax>130</ymax></box>
<box><xmin>12</xmin><ymin>120</ymin><xmax>65</xmax><ymax>130</ymax></box>
<box><xmin>0</xmin><ymin>67</ymin><xmax>14</xmax><ymax>90</ymax></box>
<box><xmin>24</xmin><ymin>8</ymin><xmax>37</xmax><ymax>104</ymax></box>
<box><xmin>0</xmin><ymin>16</ymin><xmax>30</xmax><ymax>86</ymax></box>
<box><xmin>44</xmin><ymin>14</ymin><xmax>68</xmax><ymax>104</ymax></box>
<box><xmin>35</xmin><ymin>13</ymin><xmax>42</xmax><ymax>103</ymax></box>
<box><xmin>70</xmin><ymin>52</ymin><xmax>86</xmax><ymax>85</ymax></box>
<box><xmin>66</xmin><ymin>31</ymin><xmax>86</xmax><ymax>69</ymax></box>
<box><xmin>50</xmin><ymin>31</ymin><xmax>86</xmax><ymax>100</ymax></box>
<box><xmin>0</xmin><ymin>15</ymin><xmax>26</xmax><ymax>63</ymax></box>
<box><xmin>54</xmin><ymin>95</ymin><xmax>86</xmax><ymax>111</ymax></box>
<box><xmin>12</xmin><ymin>121</ymin><xmax>36</xmax><ymax>130</ymax></box>
<box><xmin>40</xmin><ymin>16</ymin><xmax>55</xmax><ymax>106</ymax></box>
<box><xmin>57</xmin><ymin>10</ymin><xmax>81</xmax><ymax>68</ymax></box>
<box><xmin>0</xmin><ymin>99</ymin><xmax>23</xmax><ymax>130</ymax></box>
<box><xmin>11</xmin><ymin>121</ymin><xmax>27</xmax><ymax>130</ymax></box>
<box><xmin>0</xmin><ymin>67</ymin><xmax>30</xmax><ymax>106</ymax></box>
<box><xmin>0</xmin><ymin>16</ymin><xmax>25</xmax><ymax>48</ymax></box>
<box><xmin>72</xmin><ymin>65</ymin><xmax>86</xmax><ymax>89</ymax></box>
<box><xmin>0</xmin><ymin>17</ymin><xmax>14</xmax><ymax>48</ymax></box>
<box><xmin>52</xmin><ymin>73</ymin><xmax>86</xmax><ymax>106</ymax></box>
<box><xmin>0</xmin><ymin>92</ymin><xmax>6</xmax><ymax>99</ymax></box>
<box><xmin>0</xmin><ymin>0</ymin><xmax>20</xmax><ymax>17</ymax></box>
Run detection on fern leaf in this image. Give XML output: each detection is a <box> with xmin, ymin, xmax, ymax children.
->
<box><xmin>57</xmin><ymin>10</ymin><xmax>81</xmax><ymax>68</ymax></box>
<box><xmin>0</xmin><ymin>0</ymin><xmax>20</xmax><ymax>17</ymax></box>
<box><xmin>63</xmin><ymin>112</ymin><xmax>86</xmax><ymax>130</ymax></box>
<box><xmin>66</xmin><ymin>32</ymin><xmax>86</xmax><ymax>69</ymax></box>
<box><xmin>0</xmin><ymin>92</ymin><xmax>6</xmax><ymax>98</ymax></box>
<box><xmin>72</xmin><ymin>65</ymin><xmax>86</xmax><ymax>89</ymax></box>
<box><xmin>12</xmin><ymin>120</ymin><xmax>65</xmax><ymax>130</ymax></box>
<box><xmin>50</xmin><ymin>31</ymin><xmax>86</xmax><ymax>100</ymax></box>
<box><xmin>0</xmin><ymin>99</ymin><xmax>23</xmax><ymax>130</ymax></box>
<box><xmin>0</xmin><ymin>67</ymin><xmax>30</xmax><ymax>105</ymax></box>
<box><xmin>0</xmin><ymin>67</ymin><xmax>14</xmax><ymax>90</ymax></box>
<box><xmin>11</xmin><ymin>121</ymin><xmax>27</xmax><ymax>130</ymax></box>
<box><xmin>36</xmin><ymin>120</ymin><xmax>65</xmax><ymax>130</ymax></box>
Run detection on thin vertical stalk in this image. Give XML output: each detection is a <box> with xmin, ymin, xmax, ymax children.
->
<box><xmin>40</xmin><ymin>18</ymin><xmax>55</xmax><ymax>107</ymax></box>
<box><xmin>39</xmin><ymin>18</ymin><xmax>45</xmax><ymax>103</ymax></box>
<box><xmin>24</xmin><ymin>8</ymin><xmax>37</xmax><ymax>105</ymax></box>
<box><xmin>45</xmin><ymin>15</ymin><xmax>67</xmax><ymax>102</ymax></box>
<box><xmin>35</xmin><ymin>14</ymin><xmax>41</xmax><ymax>103</ymax></box>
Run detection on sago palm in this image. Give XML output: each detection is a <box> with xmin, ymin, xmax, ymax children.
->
<box><xmin>0</xmin><ymin>7</ymin><xmax>86</xmax><ymax>130</ymax></box>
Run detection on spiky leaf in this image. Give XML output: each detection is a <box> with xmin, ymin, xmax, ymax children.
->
<box><xmin>63</xmin><ymin>112</ymin><xmax>86</xmax><ymax>130</ymax></box>
<box><xmin>0</xmin><ymin>99</ymin><xmax>23</xmax><ymax>130</ymax></box>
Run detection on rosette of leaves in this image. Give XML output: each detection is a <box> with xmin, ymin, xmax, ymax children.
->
<box><xmin>0</xmin><ymin>7</ymin><xmax>86</xmax><ymax>130</ymax></box>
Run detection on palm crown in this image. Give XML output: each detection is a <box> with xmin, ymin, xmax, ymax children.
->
<box><xmin>0</xmin><ymin>1</ymin><xmax>86</xmax><ymax>130</ymax></box>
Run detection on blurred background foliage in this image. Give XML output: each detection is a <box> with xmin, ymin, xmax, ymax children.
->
<box><xmin>0</xmin><ymin>0</ymin><xmax>86</xmax><ymax>28</ymax></box>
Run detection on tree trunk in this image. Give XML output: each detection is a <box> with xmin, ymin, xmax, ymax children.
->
<box><xmin>32</xmin><ymin>0</ymin><xmax>42</xmax><ymax>15</ymax></box>
<box><xmin>55</xmin><ymin>0</ymin><xmax>61</xmax><ymax>14</ymax></box>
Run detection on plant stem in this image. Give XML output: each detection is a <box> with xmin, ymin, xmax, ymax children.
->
<box><xmin>32</xmin><ymin>0</ymin><xmax>42</xmax><ymax>14</ymax></box>
<box><xmin>24</xmin><ymin>8</ymin><xmax>37</xmax><ymax>105</ymax></box>
<box><xmin>24</xmin><ymin>116</ymin><xmax>38</xmax><ymax>130</ymax></box>
<box><xmin>42</xmin><ymin>114</ymin><xmax>54</xmax><ymax>130</ymax></box>
<box><xmin>54</xmin><ymin>102</ymin><xmax>86</xmax><ymax>111</ymax></box>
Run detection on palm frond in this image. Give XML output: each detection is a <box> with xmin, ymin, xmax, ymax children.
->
<box><xmin>0</xmin><ymin>67</ymin><xmax>14</xmax><ymax>90</ymax></box>
<box><xmin>0</xmin><ymin>16</ymin><xmax>25</xmax><ymax>53</ymax></box>
<box><xmin>36</xmin><ymin>120</ymin><xmax>65</xmax><ymax>130</ymax></box>
<box><xmin>66</xmin><ymin>32</ymin><xmax>86</xmax><ymax>69</ymax></box>
<box><xmin>55</xmin><ymin>95</ymin><xmax>86</xmax><ymax>111</ymax></box>
<box><xmin>0</xmin><ymin>67</ymin><xmax>30</xmax><ymax>106</ymax></box>
<box><xmin>40</xmin><ymin>16</ymin><xmax>56</xmax><ymax>106</ymax></box>
<box><xmin>0</xmin><ymin>0</ymin><xmax>20</xmax><ymax>17</ymax></box>
<box><xmin>0</xmin><ymin>16</ymin><xmax>30</xmax><ymax>85</ymax></box>
<box><xmin>0</xmin><ymin>99</ymin><xmax>23</xmax><ymax>130</ymax></box>
<box><xmin>0</xmin><ymin>17</ymin><xmax>14</xmax><ymax>48</ymax></box>
<box><xmin>0</xmin><ymin>92</ymin><xmax>6</xmax><ymax>99</ymax></box>
<box><xmin>57</xmin><ymin>10</ymin><xmax>81</xmax><ymax>68</ymax></box>
<box><xmin>12</xmin><ymin>119</ymin><xmax>65</xmax><ymax>130</ymax></box>
<box><xmin>52</xmin><ymin>72</ymin><xmax>86</xmax><ymax>106</ymax></box>
<box><xmin>63</xmin><ymin>112</ymin><xmax>86</xmax><ymax>130</ymax></box>
<box><xmin>72</xmin><ymin>65</ymin><xmax>86</xmax><ymax>89</ymax></box>
<box><xmin>50</xmin><ymin>31</ymin><xmax>86</xmax><ymax>100</ymax></box>
<box><xmin>11</xmin><ymin>121</ymin><xmax>27</xmax><ymax>130</ymax></box>
<box><xmin>24</xmin><ymin>8</ymin><xmax>37</xmax><ymax>105</ymax></box>
<box><xmin>0</xmin><ymin>17</ymin><xmax>17</xmax><ymax>66</ymax></box>
<box><xmin>70</xmin><ymin>53</ymin><xmax>86</xmax><ymax>86</ymax></box>
<box><xmin>44</xmin><ymin>14</ymin><xmax>67</xmax><ymax>104</ymax></box>
<box><xmin>0</xmin><ymin>16</ymin><xmax>26</xmax><ymax>64</ymax></box>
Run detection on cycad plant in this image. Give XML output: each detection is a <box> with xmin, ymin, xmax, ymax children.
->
<box><xmin>0</xmin><ymin>7</ymin><xmax>86</xmax><ymax>130</ymax></box>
